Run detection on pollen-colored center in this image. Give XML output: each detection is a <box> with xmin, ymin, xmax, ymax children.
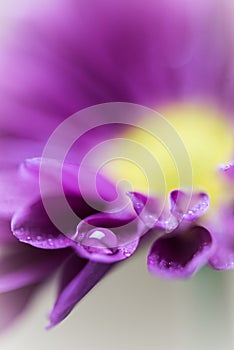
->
<box><xmin>103</xmin><ymin>103</ymin><xmax>233</xmax><ymax>208</ymax></box>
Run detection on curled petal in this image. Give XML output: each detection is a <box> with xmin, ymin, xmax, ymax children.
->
<box><xmin>48</xmin><ymin>255</ymin><xmax>111</xmax><ymax>328</ymax></box>
<box><xmin>74</xmin><ymin>211</ymin><xmax>140</xmax><ymax>263</ymax></box>
<box><xmin>127</xmin><ymin>191</ymin><xmax>178</xmax><ymax>232</ymax></box>
<box><xmin>11</xmin><ymin>195</ymin><xmax>93</xmax><ymax>249</ymax></box>
<box><xmin>218</xmin><ymin>161</ymin><xmax>234</xmax><ymax>181</ymax></box>
<box><xmin>148</xmin><ymin>225</ymin><xmax>213</xmax><ymax>279</ymax></box>
<box><xmin>170</xmin><ymin>190</ymin><xmax>210</xmax><ymax>222</ymax></box>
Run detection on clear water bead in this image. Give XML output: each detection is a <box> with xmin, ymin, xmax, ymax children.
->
<box><xmin>77</xmin><ymin>227</ymin><xmax>119</xmax><ymax>255</ymax></box>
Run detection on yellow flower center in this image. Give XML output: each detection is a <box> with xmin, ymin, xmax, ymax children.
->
<box><xmin>103</xmin><ymin>103</ymin><xmax>233</xmax><ymax>208</ymax></box>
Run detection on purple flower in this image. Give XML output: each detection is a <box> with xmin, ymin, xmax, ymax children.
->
<box><xmin>0</xmin><ymin>0</ymin><xmax>234</xmax><ymax>329</ymax></box>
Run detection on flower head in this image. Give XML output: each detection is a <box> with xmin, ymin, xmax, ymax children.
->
<box><xmin>0</xmin><ymin>0</ymin><xmax>234</xmax><ymax>330</ymax></box>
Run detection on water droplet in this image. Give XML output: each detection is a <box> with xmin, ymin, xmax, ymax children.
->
<box><xmin>76</xmin><ymin>227</ymin><xmax>118</xmax><ymax>256</ymax></box>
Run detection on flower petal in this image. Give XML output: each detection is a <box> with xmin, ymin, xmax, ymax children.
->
<box><xmin>0</xmin><ymin>136</ymin><xmax>43</xmax><ymax>167</ymax></box>
<box><xmin>0</xmin><ymin>218</ymin><xmax>17</xmax><ymax>245</ymax></box>
<box><xmin>218</xmin><ymin>161</ymin><xmax>234</xmax><ymax>181</ymax></box>
<box><xmin>0</xmin><ymin>167</ymin><xmax>39</xmax><ymax>217</ymax></box>
<box><xmin>0</xmin><ymin>157</ymin><xmax>116</xmax><ymax>220</ymax></box>
<box><xmin>1</xmin><ymin>0</ymin><xmax>233</xmax><ymax>143</ymax></box>
<box><xmin>48</xmin><ymin>255</ymin><xmax>111</xmax><ymax>328</ymax></box>
<box><xmin>148</xmin><ymin>225</ymin><xmax>213</xmax><ymax>279</ymax></box>
<box><xmin>209</xmin><ymin>242</ymin><xmax>234</xmax><ymax>270</ymax></box>
<box><xmin>127</xmin><ymin>191</ymin><xmax>178</xmax><ymax>232</ymax></box>
<box><xmin>0</xmin><ymin>247</ymin><xmax>68</xmax><ymax>293</ymax></box>
<box><xmin>170</xmin><ymin>190</ymin><xmax>209</xmax><ymax>222</ymax></box>
<box><xmin>21</xmin><ymin>157</ymin><xmax>116</xmax><ymax>203</ymax></box>
<box><xmin>11</xmin><ymin>196</ymin><xmax>89</xmax><ymax>249</ymax></box>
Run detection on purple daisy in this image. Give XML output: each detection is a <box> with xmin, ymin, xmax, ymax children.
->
<box><xmin>0</xmin><ymin>0</ymin><xmax>234</xmax><ymax>330</ymax></box>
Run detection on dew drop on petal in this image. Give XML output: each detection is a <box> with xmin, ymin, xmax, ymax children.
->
<box><xmin>77</xmin><ymin>227</ymin><xmax>119</xmax><ymax>255</ymax></box>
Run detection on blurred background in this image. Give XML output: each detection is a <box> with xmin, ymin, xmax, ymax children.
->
<box><xmin>1</xmin><ymin>245</ymin><xmax>234</xmax><ymax>350</ymax></box>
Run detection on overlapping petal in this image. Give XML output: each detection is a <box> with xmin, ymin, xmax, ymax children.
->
<box><xmin>148</xmin><ymin>225</ymin><xmax>213</xmax><ymax>279</ymax></box>
<box><xmin>128</xmin><ymin>189</ymin><xmax>210</xmax><ymax>233</ymax></box>
<box><xmin>10</xmin><ymin>157</ymin><xmax>117</xmax><ymax>249</ymax></box>
<box><xmin>48</xmin><ymin>254</ymin><xmax>111</xmax><ymax>328</ymax></box>
<box><xmin>0</xmin><ymin>246</ymin><xmax>69</xmax><ymax>293</ymax></box>
<box><xmin>127</xmin><ymin>191</ymin><xmax>178</xmax><ymax>232</ymax></box>
<box><xmin>0</xmin><ymin>217</ymin><xmax>17</xmax><ymax>245</ymax></box>
<box><xmin>0</xmin><ymin>219</ymin><xmax>70</xmax><ymax>330</ymax></box>
<box><xmin>11</xmin><ymin>195</ymin><xmax>93</xmax><ymax>249</ymax></box>
<box><xmin>218</xmin><ymin>161</ymin><xmax>234</xmax><ymax>181</ymax></box>
<box><xmin>169</xmin><ymin>190</ymin><xmax>210</xmax><ymax>222</ymax></box>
